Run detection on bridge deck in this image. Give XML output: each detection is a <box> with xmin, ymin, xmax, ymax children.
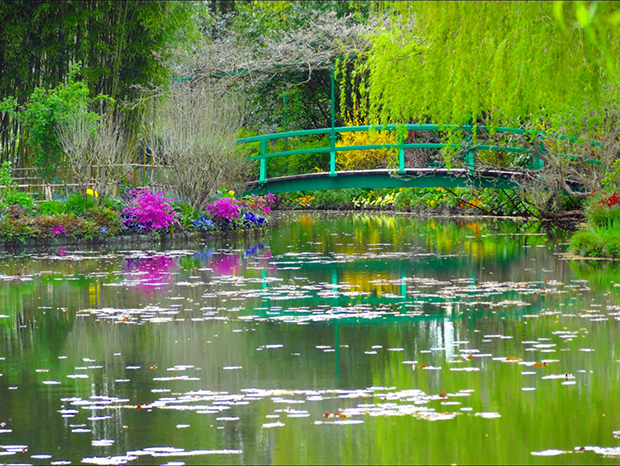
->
<box><xmin>243</xmin><ymin>168</ymin><xmax>533</xmax><ymax>195</ymax></box>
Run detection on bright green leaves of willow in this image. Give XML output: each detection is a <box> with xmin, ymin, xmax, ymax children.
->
<box><xmin>358</xmin><ymin>2</ymin><xmax>620</xmax><ymax>135</ymax></box>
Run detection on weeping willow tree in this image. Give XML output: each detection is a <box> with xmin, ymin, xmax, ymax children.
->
<box><xmin>361</xmin><ymin>1</ymin><xmax>620</xmax><ymax>130</ymax></box>
<box><xmin>344</xmin><ymin>1</ymin><xmax>620</xmax><ymax>216</ymax></box>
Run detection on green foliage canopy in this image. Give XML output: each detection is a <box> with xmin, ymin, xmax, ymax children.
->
<box><xmin>360</xmin><ymin>1</ymin><xmax>620</xmax><ymax>133</ymax></box>
<box><xmin>1</xmin><ymin>64</ymin><xmax>108</xmax><ymax>179</ymax></box>
<box><xmin>0</xmin><ymin>0</ymin><xmax>197</xmax><ymax>103</ymax></box>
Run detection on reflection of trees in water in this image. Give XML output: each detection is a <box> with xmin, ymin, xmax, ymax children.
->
<box><xmin>278</xmin><ymin>212</ymin><xmax>572</xmax><ymax>264</ymax></box>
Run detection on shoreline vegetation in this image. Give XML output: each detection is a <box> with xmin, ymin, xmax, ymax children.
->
<box><xmin>0</xmin><ymin>182</ymin><xmax>614</xmax><ymax>260</ymax></box>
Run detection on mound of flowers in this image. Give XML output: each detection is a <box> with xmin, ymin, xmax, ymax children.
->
<box><xmin>121</xmin><ymin>189</ymin><xmax>275</xmax><ymax>235</ymax></box>
<box><xmin>0</xmin><ymin>188</ymin><xmax>275</xmax><ymax>244</ymax></box>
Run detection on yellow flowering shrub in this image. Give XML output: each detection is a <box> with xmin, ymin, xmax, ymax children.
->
<box><xmin>336</xmin><ymin>115</ymin><xmax>397</xmax><ymax>171</ymax></box>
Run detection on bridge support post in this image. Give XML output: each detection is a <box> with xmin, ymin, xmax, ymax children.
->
<box><xmin>533</xmin><ymin>139</ymin><xmax>545</xmax><ymax>170</ymax></box>
<box><xmin>329</xmin><ymin>63</ymin><xmax>338</xmax><ymax>177</ymax></box>
<box><xmin>329</xmin><ymin>130</ymin><xmax>337</xmax><ymax>177</ymax></box>
<box><xmin>398</xmin><ymin>131</ymin><xmax>406</xmax><ymax>174</ymax></box>
<box><xmin>464</xmin><ymin>124</ymin><xmax>475</xmax><ymax>174</ymax></box>
<box><xmin>259</xmin><ymin>140</ymin><xmax>267</xmax><ymax>183</ymax></box>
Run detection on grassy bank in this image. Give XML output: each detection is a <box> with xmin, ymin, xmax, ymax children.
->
<box><xmin>569</xmin><ymin>191</ymin><xmax>620</xmax><ymax>258</ymax></box>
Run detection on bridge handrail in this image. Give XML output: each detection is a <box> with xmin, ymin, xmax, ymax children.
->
<box><xmin>237</xmin><ymin>124</ymin><xmax>547</xmax><ymax>144</ymax></box>
<box><xmin>237</xmin><ymin>124</ymin><xmax>601</xmax><ymax>184</ymax></box>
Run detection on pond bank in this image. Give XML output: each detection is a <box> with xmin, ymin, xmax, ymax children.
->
<box><xmin>0</xmin><ymin>226</ymin><xmax>267</xmax><ymax>250</ymax></box>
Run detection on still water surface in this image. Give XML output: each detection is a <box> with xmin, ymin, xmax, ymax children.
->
<box><xmin>0</xmin><ymin>212</ymin><xmax>620</xmax><ymax>465</ymax></box>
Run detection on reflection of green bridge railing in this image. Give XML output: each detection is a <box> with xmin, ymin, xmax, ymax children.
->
<box><xmin>238</xmin><ymin>124</ymin><xmax>599</xmax><ymax>195</ymax></box>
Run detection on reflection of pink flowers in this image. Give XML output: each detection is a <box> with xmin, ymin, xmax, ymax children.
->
<box><xmin>210</xmin><ymin>249</ymin><xmax>275</xmax><ymax>275</ymax></box>
<box><xmin>211</xmin><ymin>254</ymin><xmax>241</xmax><ymax>275</ymax></box>
<box><xmin>124</xmin><ymin>256</ymin><xmax>179</xmax><ymax>294</ymax></box>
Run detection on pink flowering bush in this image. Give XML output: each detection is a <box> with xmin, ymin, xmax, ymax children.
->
<box><xmin>241</xmin><ymin>193</ymin><xmax>276</xmax><ymax>216</ymax></box>
<box><xmin>205</xmin><ymin>197</ymin><xmax>242</xmax><ymax>220</ymax></box>
<box><xmin>122</xmin><ymin>189</ymin><xmax>178</xmax><ymax>232</ymax></box>
<box><xmin>203</xmin><ymin>193</ymin><xmax>275</xmax><ymax>231</ymax></box>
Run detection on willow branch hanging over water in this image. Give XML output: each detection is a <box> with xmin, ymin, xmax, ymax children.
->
<box><xmin>360</xmin><ymin>2</ymin><xmax>620</xmax><ymax>134</ymax></box>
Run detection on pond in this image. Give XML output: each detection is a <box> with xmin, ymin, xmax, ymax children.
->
<box><xmin>0</xmin><ymin>211</ymin><xmax>619</xmax><ymax>465</ymax></box>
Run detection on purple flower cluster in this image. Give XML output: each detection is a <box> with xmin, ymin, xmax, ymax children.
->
<box><xmin>202</xmin><ymin>194</ymin><xmax>274</xmax><ymax>231</ymax></box>
<box><xmin>204</xmin><ymin>197</ymin><xmax>243</xmax><ymax>222</ymax></box>
<box><xmin>245</xmin><ymin>193</ymin><xmax>276</xmax><ymax>216</ymax></box>
<box><xmin>122</xmin><ymin>189</ymin><xmax>178</xmax><ymax>231</ymax></box>
<box><xmin>51</xmin><ymin>224</ymin><xmax>67</xmax><ymax>235</ymax></box>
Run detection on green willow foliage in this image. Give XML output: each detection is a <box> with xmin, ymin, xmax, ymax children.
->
<box><xmin>359</xmin><ymin>2</ymin><xmax>620</xmax><ymax>134</ymax></box>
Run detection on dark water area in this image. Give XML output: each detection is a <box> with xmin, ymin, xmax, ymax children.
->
<box><xmin>0</xmin><ymin>211</ymin><xmax>619</xmax><ymax>465</ymax></box>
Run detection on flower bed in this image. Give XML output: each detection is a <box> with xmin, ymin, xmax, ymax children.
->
<box><xmin>0</xmin><ymin>189</ymin><xmax>275</xmax><ymax>245</ymax></box>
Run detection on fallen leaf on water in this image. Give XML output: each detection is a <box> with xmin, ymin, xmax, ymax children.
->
<box><xmin>137</xmin><ymin>404</ymin><xmax>141</xmax><ymax>411</ymax></box>
<box><xmin>439</xmin><ymin>392</ymin><xmax>447</xmax><ymax>398</ymax></box>
<box><xmin>418</xmin><ymin>365</ymin><xmax>427</xmax><ymax>369</ymax></box>
<box><xmin>467</xmin><ymin>354</ymin><xmax>474</xmax><ymax>360</ymax></box>
<box><xmin>123</xmin><ymin>317</ymin><xmax>129</xmax><ymax>322</ymax></box>
<box><xmin>150</xmin><ymin>365</ymin><xmax>157</xmax><ymax>370</ymax></box>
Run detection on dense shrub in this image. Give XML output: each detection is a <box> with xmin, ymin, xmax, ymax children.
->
<box><xmin>37</xmin><ymin>200</ymin><xmax>64</xmax><ymax>216</ymax></box>
<box><xmin>336</xmin><ymin>117</ymin><xmax>397</xmax><ymax>170</ymax></box>
<box><xmin>64</xmin><ymin>193</ymin><xmax>95</xmax><ymax>215</ymax></box>
<box><xmin>204</xmin><ymin>194</ymin><xmax>272</xmax><ymax>231</ymax></box>
<box><xmin>122</xmin><ymin>189</ymin><xmax>179</xmax><ymax>232</ymax></box>
<box><xmin>5</xmin><ymin>191</ymin><xmax>36</xmax><ymax>215</ymax></box>
<box><xmin>0</xmin><ymin>214</ymin><xmax>101</xmax><ymax>242</ymax></box>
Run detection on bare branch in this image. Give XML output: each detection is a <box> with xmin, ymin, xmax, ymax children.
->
<box><xmin>150</xmin><ymin>82</ymin><xmax>250</xmax><ymax>210</ymax></box>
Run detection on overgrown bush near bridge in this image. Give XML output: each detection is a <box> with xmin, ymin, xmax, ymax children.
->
<box><xmin>336</xmin><ymin>116</ymin><xmax>397</xmax><ymax>170</ymax></box>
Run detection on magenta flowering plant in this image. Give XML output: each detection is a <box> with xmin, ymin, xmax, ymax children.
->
<box><xmin>204</xmin><ymin>197</ymin><xmax>243</xmax><ymax>223</ymax></box>
<box><xmin>50</xmin><ymin>224</ymin><xmax>67</xmax><ymax>236</ymax></box>
<box><xmin>122</xmin><ymin>189</ymin><xmax>179</xmax><ymax>232</ymax></box>
<box><xmin>240</xmin><ymin>193</ymin><xmax>276</xmax><ymax>216</ymax></box>
<box><xmin>201</xmin><ymin>192</ymin><xmax>275</xmax><ymax>231</ymax></box>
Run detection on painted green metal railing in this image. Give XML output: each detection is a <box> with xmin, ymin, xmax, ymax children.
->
<box><xmin>237</xmin><ymin>124</ymin><xmax>601</xmax><ymax>185</ymax></box>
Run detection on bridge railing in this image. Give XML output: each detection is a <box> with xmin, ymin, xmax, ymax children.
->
<box><xmin>237</xmin><ymin>124</ymin><xmax>555</xmax><ymax>184</ymax></box>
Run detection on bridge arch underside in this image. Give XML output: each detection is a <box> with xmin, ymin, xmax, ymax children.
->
<box><xmin>243</xmin><ymin>168</ymin><xmax>529</xmax><ymax>196</ymax></box>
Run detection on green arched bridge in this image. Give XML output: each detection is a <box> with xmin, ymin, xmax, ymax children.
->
<box><xmin>238</xmin><ymin>124</ymin><xmax>598</xmax><ymax>195</ymax></box>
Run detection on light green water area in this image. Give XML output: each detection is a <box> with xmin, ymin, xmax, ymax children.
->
<box><xmin>1</xmin><ymin>211</ymin><xmax>620</xmax><ymax>465</ymax></box>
